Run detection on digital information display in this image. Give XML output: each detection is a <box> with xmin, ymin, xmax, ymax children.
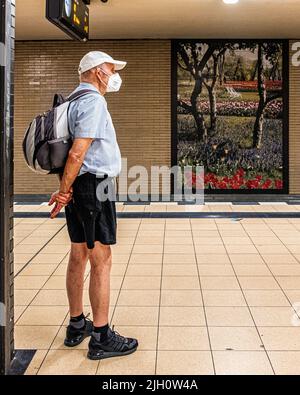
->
<box><xmin>46</xmin><ymin>0</ymin><xmax>89</xmax><ymax>41</ymax></box>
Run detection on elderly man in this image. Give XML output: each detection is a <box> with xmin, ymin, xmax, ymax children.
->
<box><xmin>49</xmin><ymin>51</ymin><xmax>138</xmax><ymax>360</ymax></box>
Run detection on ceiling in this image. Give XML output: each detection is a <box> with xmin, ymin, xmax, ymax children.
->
<box><xmin>16</xmin><ymin>0</ymin><xmax>300</xmax><ymax>40</ymax></box>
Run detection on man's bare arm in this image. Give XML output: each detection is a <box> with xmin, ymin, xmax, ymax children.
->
<box><xmin>48</xmin><ymin>138</ymin><xmax>93</xmax><ymax>219</ymax></box>
<box><xmin>59</xmin><ymin>138</ymin><xmax>93</xmax><ymax>194</ymax></box>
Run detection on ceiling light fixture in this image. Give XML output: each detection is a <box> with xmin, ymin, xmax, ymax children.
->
<box><xmin>223</xmin><ymin>0</ymin><xmax>240</xmax><ymax>4</ymax></box>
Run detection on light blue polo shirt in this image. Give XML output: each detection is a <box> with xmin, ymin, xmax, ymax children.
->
<box><xmin>68</xmin><ymin>82</ymin><xmax>122</xmax><ymax>177</ymax></box>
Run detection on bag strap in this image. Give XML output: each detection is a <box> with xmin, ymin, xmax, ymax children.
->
<box><xmin>53</xmin><ymin>93</ymin><xmax>66</xmax><ymax>108</ymax></box>
<box><xmin>67</xmin><ymin>89</ymin><xmax>100</xmax><ymax>103</ymax></box>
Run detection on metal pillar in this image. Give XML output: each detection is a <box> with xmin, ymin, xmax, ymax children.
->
<box><xmin>0</xmin><ymin>0</ymin><xmax>15</xmax><ymax>375</ymax></box>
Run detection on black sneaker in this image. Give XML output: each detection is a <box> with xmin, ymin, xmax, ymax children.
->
<box><xmin>87</xmin><ymin>325</ymin><xmax>138</xmax><ymax>360</ymax></box>
<box><xmin>64</xmin><ymin>315</ymin><xmax>93</xmax><ymax>347</ymax></box>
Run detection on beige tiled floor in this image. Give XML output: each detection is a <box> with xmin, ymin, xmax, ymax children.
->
<box><xmin>12</xmin><ymin>215</ymin><xmax>300</xmax><ymax>375</ymax></box>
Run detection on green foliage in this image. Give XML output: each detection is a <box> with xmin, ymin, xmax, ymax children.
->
<box><xmin>177</xmin><ymin>115</ymin><xmax>283</xmax><ymax>179</ymax></box>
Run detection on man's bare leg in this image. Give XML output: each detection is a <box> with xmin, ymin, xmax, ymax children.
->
<box><xmin>88</xmin><ymin>241</ymin><xmax>112</xmax><ymax>327</ymax></box>
<box><xmin>87</xmin><ymin>241</ymin><xmax>138</xmax><ymax>359</ymax></box>
<box><xmin>66</xmin><ymin>242</ymin><xmax>89</xmax><ymax>317</ymax></box>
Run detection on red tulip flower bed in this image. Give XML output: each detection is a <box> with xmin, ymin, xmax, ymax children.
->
<box><xmin>224</xmin><ymin>80</ymin><xmax>282</xmax><ymax>91</ymax></box>
<box><xmin>185</xmin><ymin>168</ymin><xmax>283</xmax><ymax>190</ymax></box>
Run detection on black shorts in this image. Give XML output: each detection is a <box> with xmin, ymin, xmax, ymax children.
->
<box><xmin>65</xmin><ymin>172</ymin><xmax>117</xmax><ymax>249</ymax></box>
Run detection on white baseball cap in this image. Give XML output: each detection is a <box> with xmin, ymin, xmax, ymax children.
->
<box><xmin>78</xmin><ymin>51</ymin><xmax>127</xmax><ymax>75</ymax></box>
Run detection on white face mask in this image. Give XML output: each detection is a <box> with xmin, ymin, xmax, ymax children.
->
<box><xmin>99</xmin><ymin>68</ymin><xmax>122</xmax><ymax>93</ymax></box>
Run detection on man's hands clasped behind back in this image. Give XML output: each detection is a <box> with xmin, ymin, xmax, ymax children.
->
<box><xmin>48</xmin><ymin>188</ymin><xmax>73</xmax><ymax>219</ymax></box>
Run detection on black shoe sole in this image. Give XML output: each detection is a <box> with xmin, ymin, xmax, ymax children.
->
<box><xmin>87</xmin><ymin>346</ymin><xmax>138</xmax><ymax>360</ymax></box>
